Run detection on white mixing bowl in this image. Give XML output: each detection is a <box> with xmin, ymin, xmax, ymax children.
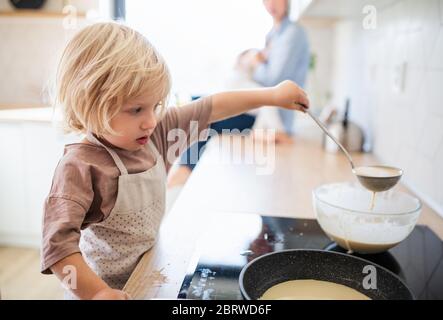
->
<box><xmin>313</xmin><ymin>183</ymin><xmax>422</xmax><ymax>254</ymax></box>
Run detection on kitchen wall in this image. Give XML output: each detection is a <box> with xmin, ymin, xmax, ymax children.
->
<box><xmin>330</xmin><ymin>0</ymin><xmax>443</xmax><ymax>216</ymax></box>
<box><xmin>0</xmin><ymin>0</ymin><xmax>97</xmax><ymax>12</ymax></box>
<box><xmin>302</xmin><ymin>17</ymin><xmax>336</xmax><ymax>114</ymax></box>
<box><xmin>0</xmin><ymin>0</ymin><xmax>103</xmax><ymax>109</ymax></box>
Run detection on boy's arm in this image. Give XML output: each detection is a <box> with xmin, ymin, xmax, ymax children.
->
<box><xmin>51</xmin><ymin>253</ymin><xmax>130</xmax><ymax>300</ymax></box>
<box><xmin>209</xmin><ymin>80</ymin><xmax>309</xmax><ymax>123</ymax></box>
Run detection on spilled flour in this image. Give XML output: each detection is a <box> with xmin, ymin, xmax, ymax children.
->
<box><xmin>150</xmin><ymin>268</ymin><xmax>168</xmax><ymax>287</ymax></box>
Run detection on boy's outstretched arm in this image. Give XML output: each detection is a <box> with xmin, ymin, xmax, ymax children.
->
<box><xmin>209</xmin><ymin>80</ymin><xmax>309</xmax><ymax>123</ymax></box>
<box><xmin>51</xmin><ymin>253</ymin><xmax>131</xmax><ymax>300</ymax></box>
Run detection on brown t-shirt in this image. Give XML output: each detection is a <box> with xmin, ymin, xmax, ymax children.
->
<box><xmin>41</xmin><ymin>97</ymin><xmax>212</xmax><ymax>274</ymax></box>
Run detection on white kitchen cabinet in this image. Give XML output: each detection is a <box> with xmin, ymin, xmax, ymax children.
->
<box><xmin>0</xmin><ymin>123</ymin><xmax>28</xmax><ymax>239</ymax></box>
<box><xmin>0</xmin><ymin>110</ymin><xmax>80</xmax><ymax>247</ymax></box>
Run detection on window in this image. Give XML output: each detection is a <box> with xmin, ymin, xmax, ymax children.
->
<box><xmin>126</xmin><ymin>0</ymin><xmax>272</xmax><ymax>99</ymax></box>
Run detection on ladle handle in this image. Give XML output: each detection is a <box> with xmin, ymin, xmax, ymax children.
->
<box><xmin>306</xmin><ymin>109</ymin><xmax>355</xmax><ymax>169</ymax></box>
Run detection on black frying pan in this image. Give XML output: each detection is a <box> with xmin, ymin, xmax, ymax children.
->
<box><xmin>239</xmin><ymin>249</ymin><xmax>414</xmax><ymax>300</ymax></box>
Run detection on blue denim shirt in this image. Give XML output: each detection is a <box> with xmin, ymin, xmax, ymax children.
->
<box><xmin>253</xmin><ymin>17</ymin><xmax>310</xmax><ymax>134</ymax></box>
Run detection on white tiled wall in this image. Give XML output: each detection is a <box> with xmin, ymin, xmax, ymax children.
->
<box><xmin>331</xmin><ymin>0</ymin><xmax>443</xmax><ymax>217</ymax></box>
<box><xmin>302</xmin><ymin>18</ymin><xmax>336</xmax><ymax>112</ymax></box>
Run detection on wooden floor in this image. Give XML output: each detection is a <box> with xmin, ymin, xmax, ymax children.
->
<box><xmin>0</xmin><ymin>246</ymin><xmax>63</xmax><ymax>300</ymax></box>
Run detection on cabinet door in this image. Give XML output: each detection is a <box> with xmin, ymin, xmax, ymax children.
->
<box><xmin>22</xmin><ymin>123</ymin><xmax>66</xmax><ymax>239</ymax></box>
<box><xmin>0</xmin><ymin>121</ymin><xmax>75</xmax><ymax>247</ymax></box>
<box><xmin>0</xmin><ymin>123</ymin><xmax>27</xmax><ymax>239</ymax></box>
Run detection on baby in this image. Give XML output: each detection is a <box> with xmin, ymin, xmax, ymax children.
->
<box><xmin>41</xmin><ymin>22</ymin><xmax>309</xmax><ymax>300</ymax></box>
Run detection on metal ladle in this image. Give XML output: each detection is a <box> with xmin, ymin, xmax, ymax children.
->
<box><xmin>305</xmin><ymin>109</ymin><xmax>402</xmax><ymax>192</ymax></box>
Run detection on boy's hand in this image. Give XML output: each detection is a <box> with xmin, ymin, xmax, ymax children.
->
<box><xmin>92</xmin><ymin>287</ymin><xmax>131</xmax><ymax>300</ymax></box>
<box><xmin>272</xmin><ymin>80</ymin><xmax>309</xmax><ymax>112</ymax></box>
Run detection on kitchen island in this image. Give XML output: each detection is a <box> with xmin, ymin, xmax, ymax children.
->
<box><xmin>124</xmin><ymin>129</ymin><xmax>443</xmax><ymax>299</ymax></box>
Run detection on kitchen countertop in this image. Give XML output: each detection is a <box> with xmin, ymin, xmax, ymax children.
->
<box><xmin>0</xmin><ymin>106</ymin><xmax>60</xmax><ymax>123</ymax></box>
<box><xmin>124</xmin><ymin>130</ymin><xmax>443</xmax><ymax>299</ymax></box>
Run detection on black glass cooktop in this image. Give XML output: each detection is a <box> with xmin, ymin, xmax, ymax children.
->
<box><xmin>178</xmin><ymin>213</ymin><xmax>443</xmax><ymax>300</ymax></box>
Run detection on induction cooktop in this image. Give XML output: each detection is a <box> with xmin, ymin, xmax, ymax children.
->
<box><xmin>178</xmin><ymin>213</ymin><xmax>443</xmax><ymax>300</ymax></box>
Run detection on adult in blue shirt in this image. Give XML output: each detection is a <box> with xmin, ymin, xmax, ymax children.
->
<box><xmin>168</xmin><ymin>0</ymin><xmax>310</xmax><ymax>188</ymax></box>
<box><xmin>250</xmin><ymin>0</ymin><xmax>310</xmax><ymax>136</ymax></box>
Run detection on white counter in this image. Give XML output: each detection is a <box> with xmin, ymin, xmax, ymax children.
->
<box><xmin>0</xmin><ymin>107</ymin><xmax>61</xmax><ymax>123</ymax></box>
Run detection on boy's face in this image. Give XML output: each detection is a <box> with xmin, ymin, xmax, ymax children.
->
<box><xmin>102</xmin><ymin>92</ymin><xmax>162</xmax><ymax>152</ymax></box>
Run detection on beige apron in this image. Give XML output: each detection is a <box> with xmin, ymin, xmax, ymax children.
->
<box><xmin>66</xmin><ymin>133</ymin><xmax>166</xmax><ymax>299</ymax></box>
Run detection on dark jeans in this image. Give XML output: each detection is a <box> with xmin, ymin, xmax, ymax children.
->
<box><xmin>179</xmin><ymin>113</ymin><xmax>256</xmax><ymax>170</ymax></box>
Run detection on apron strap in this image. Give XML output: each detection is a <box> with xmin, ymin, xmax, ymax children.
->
<box><xmin>147</xmin><ymin>140</ymin><xmax>161</xmax><ymax>160</ymax></box>
<box><xmin>86</xmin><ymin>132</ymin><xmax>128</xmax><ymax>175</ymax></box>
<box><xmin>148</xmin><ymin>139</ymin><xmax>166</xmax><ymax>171</ymax></box>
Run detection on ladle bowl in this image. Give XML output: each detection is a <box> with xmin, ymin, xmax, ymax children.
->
<box><xmin>353</xmin><ymin>165</ymin><xmax>403</xmax><ymax>192</ymax></box>
<box><xmin>305</xmin><ymin>109</ymin><xmax>402</xmax><ymax>192</ymax></box>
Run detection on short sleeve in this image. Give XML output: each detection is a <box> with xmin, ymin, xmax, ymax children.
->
<box><xmin>150</xmin><ymin>96</ymin><xmax>213</xmax><ymax>172</ymax></box>
<box><xmin>41</xmin><ymin>159</ymin><xmax>94</xmax><ymax>274</ymax></box>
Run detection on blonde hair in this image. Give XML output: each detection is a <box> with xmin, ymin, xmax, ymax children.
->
<box><xmin>55</xmin><ymin>22</ymin><xmax>171</xmax><ymax>136</ymax></box>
